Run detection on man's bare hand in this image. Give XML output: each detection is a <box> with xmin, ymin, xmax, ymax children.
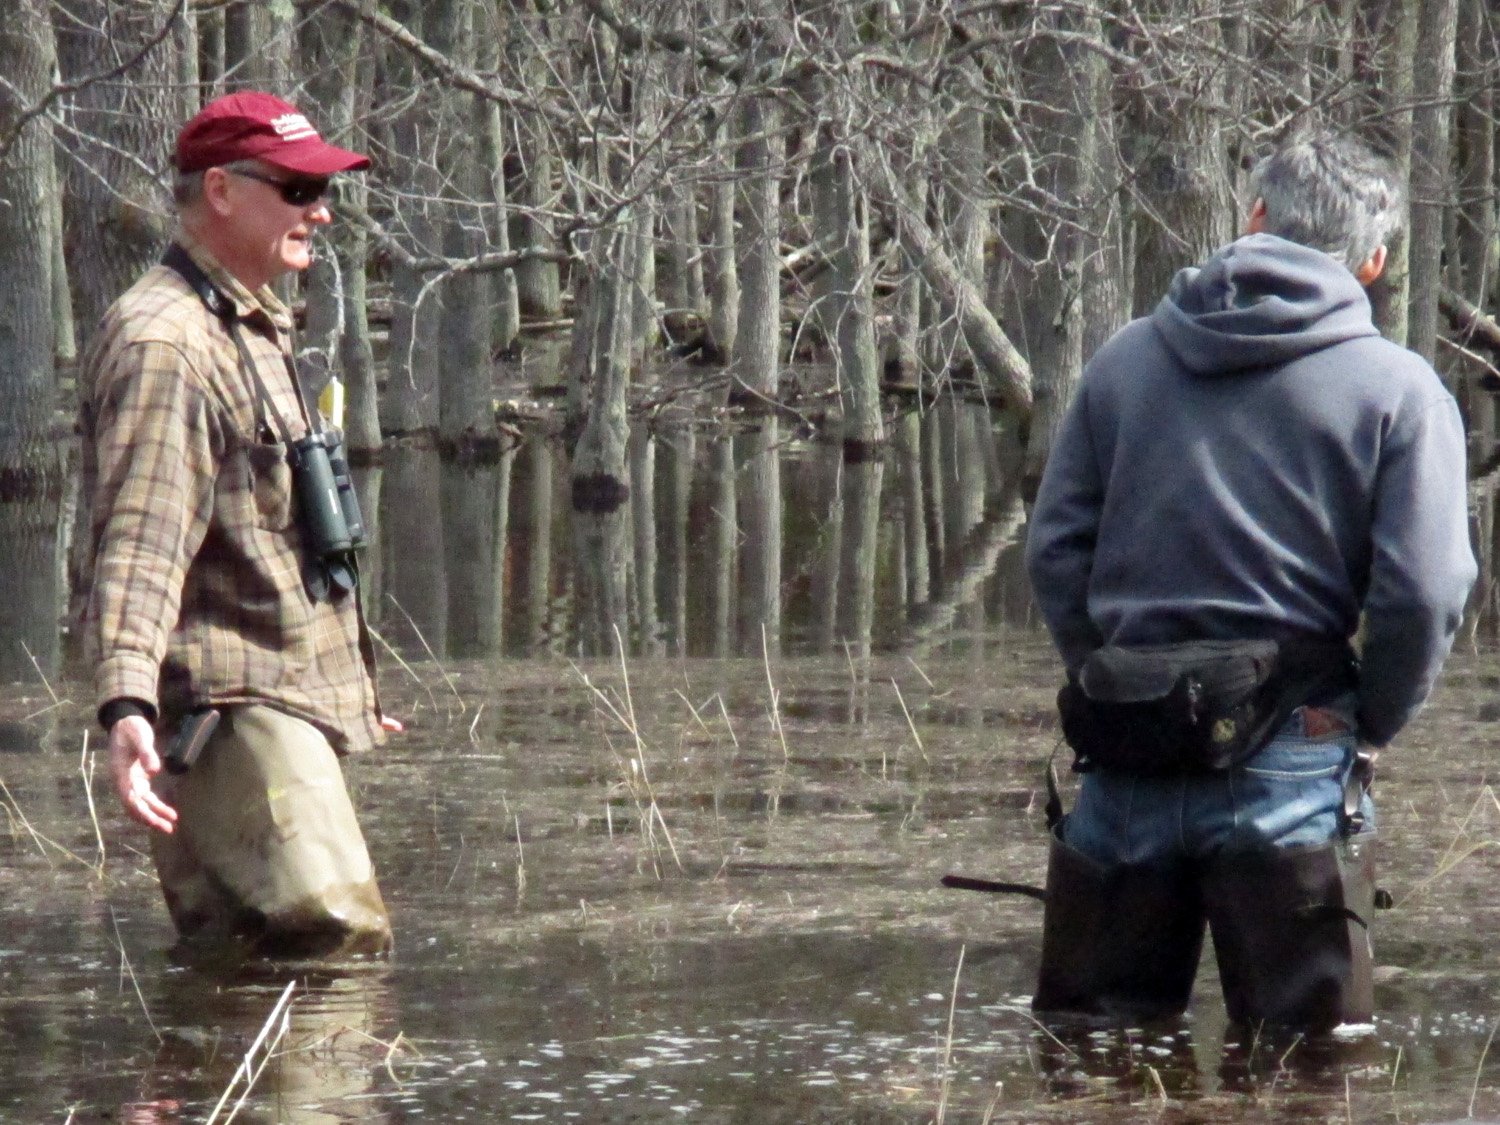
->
<box><xmin>108</xmin><ymin>715</ymin><xmax>178</xmax><ymax>833</ymax></box>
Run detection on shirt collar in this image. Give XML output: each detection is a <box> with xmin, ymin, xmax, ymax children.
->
<box><xmin>173</xmin><ymin>227</ymin><xmax>293</xmax><ymax>332</ymax></box>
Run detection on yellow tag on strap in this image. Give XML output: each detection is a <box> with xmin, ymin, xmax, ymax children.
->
<box><xmin>318</xmin><ymin>376</ymin><xmax>344</xmax><ymax>430</ymax></box>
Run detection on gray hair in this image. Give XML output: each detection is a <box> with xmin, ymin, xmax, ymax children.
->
<box><xmin>1250</xmin><ymin>130</ymin><xmax>1405</xmax><ymax>272</ymax></box>
<box><xmin>172</xmin><ymin>159</ymin><xmax>265</xmax><ymax>209</ymax></box>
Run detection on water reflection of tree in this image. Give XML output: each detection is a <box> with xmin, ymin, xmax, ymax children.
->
<box><xmin>737</xmin><ymin>419</ymin><xmax>782</xmax><ymax>653</ymax></box>
<box><xmin>441</xmin><ymin>452</ymin><xmax>513</xmax><ymax>658</ymax></box>
<box><xmin>0</xmin><ymin>497</ymin><xmax>60</xmax><ymax>683</ymax></box>
<box><xmin>367</xmin><ymin>396</ymin><xmax>1043</xmax><ymax>664</ymax></box>
<box><xmin>381</xmin><ymin>446</ymin><xmax>448</xmax><ymax>657</ymax></box>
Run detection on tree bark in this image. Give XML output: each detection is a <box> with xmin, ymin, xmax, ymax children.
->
<box><xmin>1406</xmin><ymin>0</ymin><xmax>1460</xmax><ymax>367</ymax></box>
<box><xmin>54</xmin><ymin>0</ymin><xmax>178</xmax><ymax>334</ymax></box>
<box><xmin>727</xmin><ymin>91</ymin><xmax>782</xmax><ymax>404</ymax></box>
<box><xmin>861</xmin><ymin>139</ymin><xmax>1032</xmax><ymax>418</ymax></box>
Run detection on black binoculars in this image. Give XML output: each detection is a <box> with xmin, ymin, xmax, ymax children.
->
<box><xmin>288</xmin><ymin>428</ymin><xmax>366</xmax><ymax>568</ymax></box>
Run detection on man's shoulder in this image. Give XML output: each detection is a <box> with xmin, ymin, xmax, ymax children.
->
<box><xmin>99</xmin><ymin>265</ymin><xmax>214</xmax><ymax>347</ymax></box>
<box><xmin>85</xmin><ymin>266</ymin><xmax>225</xmax><ymax>391</ymax></box>
<box><xmin>1080</xmin><ymin>317</ymin><xmax>1170</xmax><ymax>384</ymax></box>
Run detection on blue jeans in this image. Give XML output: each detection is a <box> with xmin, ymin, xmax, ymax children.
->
<box><xmin>1063</xmin><ymin>699</ymin><xmax>1376</xmax><ymax>866</ymax></box>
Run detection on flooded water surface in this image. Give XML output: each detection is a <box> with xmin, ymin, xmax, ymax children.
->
<box><xmin>1</xmin><ymin>405</ymin><xmax>1498</xmax><ymax>1121</ymax></box>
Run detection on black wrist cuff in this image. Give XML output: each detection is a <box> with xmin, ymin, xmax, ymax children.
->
<box><xmin>99</xmin><ymin>698</ymin><xmax>155</xmax><ymax>731</ymax></box>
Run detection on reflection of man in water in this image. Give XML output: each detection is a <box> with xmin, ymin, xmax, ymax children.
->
<box><xmin>79</xmin><ymin>92</ymin><xmax>395</xmax><ymax>957</ymax></box>
<box><xmin>1024</xmin><ymin>130</ymin><xmax>1475</xmax><ymax>1029</ymax></box>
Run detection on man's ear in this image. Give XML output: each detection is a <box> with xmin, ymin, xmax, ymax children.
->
<box><xmin>1355</xmin><ymin>244</ymin><xmax>1388</xmax><ymax>286</ymax></box>
<box><xmin>201</xmin><ymin>167</ymin><xmax>235</xmax><ymax>217</ymax></box>
<box><xmin>1244</xmin><ymin>198</ymin><xmax>1268</xmax><ymax>235</ymax></box>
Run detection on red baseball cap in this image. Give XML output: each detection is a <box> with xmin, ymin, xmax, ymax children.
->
<box><xmin>175</xmin><ymin>91</ymin><xmax>370</xmax><ymax>175</ymax></box>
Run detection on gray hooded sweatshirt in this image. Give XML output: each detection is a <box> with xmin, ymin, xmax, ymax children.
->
<box><xmin>1025</xmin><ymin>233</ymin><xmax>1475</xmax><ymax>746</ymax></box>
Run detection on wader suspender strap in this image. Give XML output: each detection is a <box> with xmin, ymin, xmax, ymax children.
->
<box><xmin>160</xmin><ymin>245</ymin><xmax>319</xmax><ymax>444</ymax></box>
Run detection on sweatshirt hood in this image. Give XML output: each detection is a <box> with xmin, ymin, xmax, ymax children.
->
<box><xmin>1151</xmin><ymin>233</ymin><xmax>1379</xmax><ymax>376</ymax></box>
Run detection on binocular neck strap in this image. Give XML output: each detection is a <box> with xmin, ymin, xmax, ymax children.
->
<box><xmin>227</xmin><ymin>320</ymin><xmax>314</xmax><ymax>444</ymax></box>
<box><xmin>159</xmin><ymin>243</ymin><xmax>318</xmax><ymax>443</ymax></box>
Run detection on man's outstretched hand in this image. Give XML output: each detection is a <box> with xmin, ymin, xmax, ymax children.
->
<box><xmin>108</xmin><ymin>715</ymin><xmax>179</xmax><ymax>834</ymax></box>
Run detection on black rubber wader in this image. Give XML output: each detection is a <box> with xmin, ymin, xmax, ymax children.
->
<box><xmin>1202</xmin><ymin>834</ymin><xmax>1376</xmax><ymax>1031</ymax></box>
<box><xmin>1032</xmin><ymin>823</ymin><xmax>1206</xmax><ymax>1021</ymax></box>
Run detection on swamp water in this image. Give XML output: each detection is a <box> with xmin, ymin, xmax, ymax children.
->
<box><xmin>0</xmin><ymin>404</ymin><xmax>1498</xmax><ymax>1122</ymax></box>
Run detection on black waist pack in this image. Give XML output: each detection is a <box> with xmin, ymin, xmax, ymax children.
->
<box><xmin>1057</xmin><ymin>639</ymin><xmax>1354</xmax><ymax>775</ymax></box>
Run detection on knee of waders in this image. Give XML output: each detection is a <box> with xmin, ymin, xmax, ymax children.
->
<box><xmin>1203</xmin><ymin>835</ymin><xmax>1377</xmax><ymax>1032</ymax></box>
<box><xmin>1032</xmin><ymin>825</ymin><xmax>1205</xmax><ymax>1022</ymax></box>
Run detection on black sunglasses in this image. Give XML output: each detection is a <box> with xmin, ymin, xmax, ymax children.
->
<box><xmin>226</xmin><ymin>167</ymin><xmax>331</xmax><ymax>207</ymax></box>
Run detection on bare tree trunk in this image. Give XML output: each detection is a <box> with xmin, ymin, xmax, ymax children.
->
<box><xmin>702</xmin><ymin>93</ymin><xmax>739</xmax><ymax>364</ymax></box>
<box><xmin>936</xmin><ymin>104</ymin><xmax>986</xmax><ymax>375</ymax></box>
<box><xmin>54</xmin><ymin>0</ymin><xmax>178</xmax><ymax>333</ymax></box>
<box><xmin>225</xmin><ymin>0</ymin><xmax>292</xmax><ymax>92</ymax></box>
<box><xmin>810</xmin><ymin>129</ymin><xmax>882</xmax><ymax>449</ymax></box>
<box><xmin>434</xmin><ymin>0</ymin><xmax>496</xmax><ymax>451</ymax></box>
<box><xmin>507</xmin><ymin>0</ymin><xmax>562</xmax><ymax>320</ymax></box>
<box><xmin>385</xmin><ymin>0</ymin><xmax>442</xmax><ymax>435</ymax></box>
<box><xmin>299</xmin><ymin>5</ymin><xmax>380</xmax><ymax>452</ymax></box>
<box><xmin>478</xmin><ymin>2</ymin><xmax>520</xmax><ymax>357</ymax></box>
<box><xmin>1127</xmin><ymin>1</ymin><xmax>1234</xmax><ymax>311</ymax></box>
<box><xmin>1375</xmin><ymin>0</ymin><xmax>1418</xmax><ymax>342</ymax></box>
<box><xmin>1406</xmin><ymin>0</ymin><xmax>1460</xmax><ymax>367</ymax></box>
<box><xmin>571</xmin><ymin>223</ymin><xmax>634</xmax><ymax>511</ymax></box>
<box><xmin>1017</xmin><ymin>6</ymin><xmax>1098</xmax><ymax>498</ymax></box>
<box><xmin>861</xmin><ymin>139</ymin><xmax>1032</xmax><ymax>417</ymax></box>
<box><xmin>887</xmin><ymin>176</ymin><xmax>927</xmax><ymax>387</ymax></box>
<box><xmin>0</xmin><ymin>0</ymin><xmax>63</xmax><ymax>676</ymax></box>
<box><xmin>728</xmin><ymin>91</ymin><xmax>782</xmax><ymax>405</ymax></box>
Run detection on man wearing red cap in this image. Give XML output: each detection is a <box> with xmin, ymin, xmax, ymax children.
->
<box><xmin>77</xmin><ymin>92</ymin><xmax>395</xmax><ymax>958</ymax></box>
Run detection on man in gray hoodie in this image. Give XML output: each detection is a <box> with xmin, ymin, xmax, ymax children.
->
<box><xmin>1024</xmin><ymin>130</ymin><xmax>1475</xmax><ymax>1030</ymax></box>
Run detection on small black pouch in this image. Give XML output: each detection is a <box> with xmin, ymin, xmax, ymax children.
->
<box><xmin>1058</xmin><ymin>640</ymin><xmax>1283</xmax><ymax>774</ymax></box>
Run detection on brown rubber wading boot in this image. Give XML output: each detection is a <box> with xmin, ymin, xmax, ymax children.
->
<box><xmin>1203</xmin><ymin>835</ymin><xmax>1376</xmax><ymax>1031</ymax></box>
<box><xmin>1032</xmin><ymin>825</ymin><xmax>1205</xmax><ymax>1021</ymax></box>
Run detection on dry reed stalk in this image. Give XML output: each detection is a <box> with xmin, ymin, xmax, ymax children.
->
<box><xmin>1147</xmin><ymin>1064</ymin><xmax>1168</xmax><ymax>1103</ymax></box>
<box><xmin>22</xmin><ymin>641</ymin><xmax>60</xmax><ymax>706</ymax></box>
<box><xmin>761</xmin><ymin>625</ymin><xmax>789</xmax><ymax>763</ymax></box>
<box><xmin>1470</xmin><ymin>1019</ymin><xmax>1499</xmax><ymax>1119</ymax></box>
<box><xmin>368</xmin><ymin>625</ymin><xmax>440</xmax><ymax>715</ymax></box>
<box><xmin>205</xmin><ymin>980</ymin><xmax>297</xmax><ymax>1124</ymax></box>
<box><xmin>0</xmin><ymin>772</ymin><xmax>49</xmax><ymax>860</ymax></box>
<box><xmin>571</xmin><ymin>638</ymin><xmax>681</xmax><ymax>876</ymax></box>
<box><xmin>108</xmin><ymin>907</ymin><xmax>161</xmax><ymax>1043</ymax></box>
<box><xmin>384</xmin><ymin>595</ymin><xmax>464</xmax><ymax>709</ymax></box>
<box><xmin>934</xmin><ymin>943</ymin><xmax>966</xmax><ymax>1125</ymax></box>
<box><xmin>891</xmin><ymin>679</ymin><xmax>929</xmax><ymax>765</ymax></box>
<box><xmin>714</xmin><ymin>693</ymin><xmax>740</xmax><ymax>749</ymax></box>
<box><xmin>611</xmin><ymin>627</ymin><xmax>682</xmax><ymax>872</ymax></box>
<box><xmin>80</xmin><ymin>732</ymin><xmax>106</xmax><ymax>875</ymax></box>
<box><xmin>514</xmin><ymin>813</ymin><xmax>527</xmax><ymax>899</ymax></box>
<box><xmin>904</xmin><ymin>655</ymin><xmax>935</xmax><ymax>689</ymax></box>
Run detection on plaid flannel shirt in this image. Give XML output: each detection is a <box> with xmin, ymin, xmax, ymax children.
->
<box><xmin>78</xmin><ymin>232</ymin><xmax>381</xmax><ymax>753</ymax></box>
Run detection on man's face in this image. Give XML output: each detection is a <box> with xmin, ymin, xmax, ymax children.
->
<box><xmin>206</xmin><ymin>161</ymin><xmax>333</xmax><ymax>290</ymax></box>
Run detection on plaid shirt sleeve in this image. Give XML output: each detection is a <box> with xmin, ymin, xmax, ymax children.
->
<box><xmin>88</xmin><ymin>339</ymin><xmax>222</xmax><ymax>714</ymax></box>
